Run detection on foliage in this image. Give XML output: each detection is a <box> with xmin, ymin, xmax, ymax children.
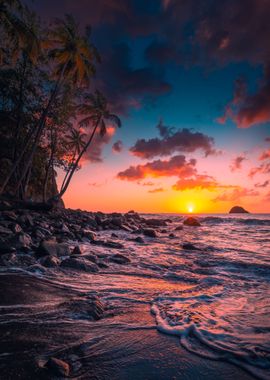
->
<box><xmin>0</xmin><ymin>1</ymin><xmax>121</xmax><ymax>203</ymax></box>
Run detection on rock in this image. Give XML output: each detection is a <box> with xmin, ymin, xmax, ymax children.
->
<box><xmin>97</xmin><ymin>261</ymin><xmax>108</xmax><ymax>268</ymax></box>
<box><xmin>28</xmin><ymin>264</ymin><xmax>46</xmax><ymax>274</ymax></box>
<box><xmin>72</xmin><ymin>245</ymin><xmax>82</xmax><ymax>255</ymax></box>
<box><xmin>45</xmin><ymin>357</ymin><xmax>70</xmax><ymax>377</ymax></box>
<box><xmin>111</xmin><ymin>217</ymin><xmax>123</xmax><ymax>227</ymax></box>
<box><xmin>143</xmin><ymin>228</ymin><xmax>157</xmax><ymax>238</ymax></box>
<box><xmin>111</xmin><ymin>232</ymin><xmax>118</xmax><ymax>238</ymax></box>
<box><xmin>61</xmin><ymin>223</ymin><xmax>70</xmax><ymax>233</ymax></box>
<box><xmin>81</xmin><ymin>229</ymin><xmax>96</xmax><ymax>240</ymax></box>
<box><xmin>133</xmin><ymin>236</ymin><xmax>144</xmax><ymax>243</ymax></box>
<box><xmin>18</xmin><ymin>213</ymin><xmax>34</xmax><ymax>227</ymax></box>
<box><xmin>175</xmin><ymin>225</ymin><xmax>183</xmax><ymax>231</ymax></box>
<box><xmin>36</xmin><ymin>240</ymin><xmax>70</xmax><ymax>257</ymax></box>
<box><xmin>93</xmin><ymin>240</ymin><xmax>124</xmax><ymax>249</ymax></box>
<box><xmin>144</xmin><ymin>218</ymin><xmax>167</xmax><ymax>227</ymax></box>
<box><xmin>0</xmin><ymin>241</ymin><xmax>16</xmax><ymax>255</ymax></box>
<box><xmin>229</xmin><ymin>206</ymin><xmax>249</xmax><ymax>213</ymax></box>
<box><xmin>84</xmin><ymin>254</ymin><xmax>97</xmax><ymax>263</ymax></box>
<box><xmin>60</xmin><ymin>257</ymin><xmax>98</xmax><ymax>272</ymax></box>
<box><xmin>120</xmin><ymin>224</ymin><xmax>133</xmax><ymax>232</ymax></box>
<box><xmin>64</xmin><ymin>297</ymin><xmax>104</xmax><ymax>320</ymax></box>
<box><xmin>183</xmin><ymin>217</ymin><xmax>201</xmax><ymax>227</ymax></box>
<box><xmin>169</xmin><ymin>233</ymin><xmax>176</xmax><ymax>238</ymax></box>
<box><xmin>40</xmin><ymin>255</ymin><xmax>60</xmax><ymax>268</ymax></box>
<box><xmin>10</xmin><ymin>233</ymin><xmax>32</xmax><ymax>250</ymax></box>
<box><xmin>12</xmin><ymin>223</ymin><xmax>22</xmax><ymax>234</ymax></box>
<box><xmin>110</xmin><ymin>254</ymin><xmax>130</xmax><ymax>264</ymax></box>
<box><xmin>2</xmin><ymin>210</ymin><xmax>17</xmax><ymax>221</ymax></box>
<box><xmin>182</xmin><ymin>243</ymin><xmax>200</xmax><ymax>250</ymax></box>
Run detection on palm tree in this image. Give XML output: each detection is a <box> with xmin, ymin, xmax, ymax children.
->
<box><xmin>0</xmin><ymin>14</ymin><xmax>98</xmax><ymax>197</ymax></box>
<box><xmin>51</xmin><ymin>90</ymin><xmax>121</xmax><ymax>202</ymax></box>
<box><xmin>59</xmin><ymin>127</ymin><xmax>86</xmax><ymax>193</ymax></box>
<box><xmin>0</xmin><ymin>0</ymin><xmax>39</xmax><ymax>64</ymax></box>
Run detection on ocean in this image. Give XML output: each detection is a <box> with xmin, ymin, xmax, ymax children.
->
<box><xmin>0</xmin><ymin>213</ymin><xmax>269</xmax><ymax>379</ymax></box>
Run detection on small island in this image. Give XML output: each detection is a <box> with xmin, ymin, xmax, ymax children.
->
<box><xmin>229</xmin><ymin>206</ymin><xmax>249</xmax><ymax>214</ymax></box>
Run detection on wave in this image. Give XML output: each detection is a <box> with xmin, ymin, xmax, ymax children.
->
<box><xmin>201</xmin><ymin>216</ymin><xmax>270</xmax><ymax>226</ymax></box>
<box><xmin>151</xmin><ymin>292</ymin><xmax>270</xmax><ymax>379</ymax></box>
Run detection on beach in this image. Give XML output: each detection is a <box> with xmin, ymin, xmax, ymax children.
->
<box><xmin>0</xmin><ymin>208</ymin><xmax>269</xmax><ymax>379</ymax></box>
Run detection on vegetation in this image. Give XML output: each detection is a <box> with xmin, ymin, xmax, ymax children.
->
<box><xmin>0</xmin><ymin>0</ymin><xmax>120</xmax><ymax>206</ymax></box>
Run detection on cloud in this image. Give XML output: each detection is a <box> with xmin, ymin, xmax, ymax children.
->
<box><xmin>213</xmin><ymin>187</ymin><xmax>259</xmax><ymax>202</ymax></box>
<box><xmin>172</xmin><ymin>174</ymin><xmax>219</xmax><ymax>191</ymax></box>
<box><xmin>117</xmin><ymin>154</ymin><xmax>196</xmax><ymax>181</ymax></box>
<box><xmin>249</xmin><ymin>162</ymin><xmax>270</xmax><ymax>178</ymax></box>
<box><xmin>130</xmin><ymin>120</ymin><xmax>217</xmax><ymax>159</ymax></box>
<box><xmin>259</xmin><ymin>149</ymin><xmax>270</xmax><ymax>161</ymax></box>
<box><xmin>230</xmin><ymin>155</ymin><xmax>247</xmax><ymax>171</ymax></box>
<box><xmin>112</xmin><ymin>140</ymin><xmax>123</xmax><ymax>153</ymax></box>
<box><xmin>148</xmin><ymin>187</ymin><xmax>164</xmax><ymax>193</ymax></box>
<box><xmin>255</xmin><ymin>180</ymin><xmax>269</xmax><ymax>188</ymax></box>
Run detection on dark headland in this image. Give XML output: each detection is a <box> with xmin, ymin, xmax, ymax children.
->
<box><xmin>229</xmin><ymin>206</ymin><xmax>249</xmax><ymax>214</ymax></box>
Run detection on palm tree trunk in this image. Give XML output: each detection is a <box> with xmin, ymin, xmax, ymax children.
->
<box><xmin>43</xmin><ymin>132</ymin><xmax>56</xmax><ymax>202</ymax></box>
<box><xmin>1</xmin><ymin>63</ymin><xmax>67</xmax><ymax>196</ymax></box>
<box><xmin>51</xmin><ymin>118</ymin><xmax>100</xmax><ymax>202</ymax></box>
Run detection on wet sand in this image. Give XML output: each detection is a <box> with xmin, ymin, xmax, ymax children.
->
<box><xmin>0</xmin><ymin>271</ymin><xmax>255</xmax><ymax>379</ymax></box>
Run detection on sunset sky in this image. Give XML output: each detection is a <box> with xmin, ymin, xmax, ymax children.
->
<box><xmin>31</xmin><ymin>0</ymin><xmax>270</xmax><ymax>213</ymax></box>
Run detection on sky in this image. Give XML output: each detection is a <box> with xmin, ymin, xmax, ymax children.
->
<box><xmin>30</xmin><ymin>0</ymin><xmax>270</xmax><ymax>213</ymax></box>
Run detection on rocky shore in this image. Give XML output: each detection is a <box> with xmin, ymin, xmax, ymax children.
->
<box><xmin>0</xmin><ymin>206</ymin><xmax>201</xmax><ymax>273</ymax></box>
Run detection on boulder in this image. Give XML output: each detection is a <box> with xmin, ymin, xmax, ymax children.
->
<box><xmin>60</xmin><ymin>257</ymin><xmax>98</xmax><ymax>272</ymax></box>
<box><xmin>183</xmin><ymin>217</ymin><xmax>201</xmax><ymax>227</ymax></box>
<box><xmin>0</xmin><ymin>241</ymin><xmax>16</xmax><ymax>255</ymax></box>
<box><xmin>81</xmin><ymin>229</ymin><xmax>96</xmax><ymax>240</ymax></box>
<box><xmin>0</xmin><ymin>225</ymin><xmax>13</xmax><ymax>235</ymax></box>
<box><xmin>63</xmin><ymin>296</ymin><xmax>104</xmax><ymax>320</ymax></box>
<box><xmin>133</xmin><ymin>236</ymin><xmax>144</xmax><ymax>243</ymax></box>
<box><xmin>175</xmin><ymin>225</ymin><xmax>183</xmax><ymax>231</ymax></box>
<box><xmin>144</xmin><ymin>218</ymin><xmax>167</xmax><ymax>227</ymax></box>
<box><xmin>110</xmin><ymin>253</ymin><xmax>130</xmax><ymax>264</ymax></box>
<box><xmin>36</xmin><ymin>239</ymin><xmax>70</xmax><ymax>257</ymax></box>
<box><xmin>182</xmin><ymin>243</ymin><xmax>200</xmax><ymax>251</ymax></box>
<box><xmin>72</xmin><ymin>245</ymin><xmax>82</xmax><ymax>255</ymax></box>
<box><xmin>10</xmin><ymin>233</ymin><xmax>32</xmax><ymax>250</ymax></box>
<box><xmin>143</xmin><ymin>228</ymin><xmax>157</xmax><ymax>238</ymax></box>
<box><xmin>229</xmin><ymin>206</ymin><xmax>249</xmax><ymax>213</ymax></box>
<box><xmin>45</xmin><ymin>357</ymin><xmax>70</xmax><ymax>377</ymax></box>
<box><xmin>40</xmin><ymin>255</ymin><xmax>60</xmax><ymax>268</ymax></box>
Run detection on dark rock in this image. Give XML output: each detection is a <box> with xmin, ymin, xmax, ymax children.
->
<box><xmin>160</xmin><ymin>229</ymin><xmax>167</xmax><ymax>233</ymax></box>
<box><xmin>229</xmin><ymin>206</ymin><xmax>249</xmax><ymax>214</ymax></box>
<box><xmin>40</xmin><ymin>255</ymin><xmax>60</xmax><ymax>268</ymax></box>
<box><xmin>84</xmin><ymin>254</ymin><xmax>97</xmax><ymax>263</ymax></box>
<box><xmin>175</xmin><ymin>225</ymin><xmax>183</xmax><ymax>231</ymax></box>
<box><xmin>72</xmin><ymin>245</ymin><xmax>82</xmax><ymax>255</ymax></box>
<box><xmin>98</xmin><ymin>240</ymin><xmax>124</xmax><ymax>249</ymax></box>
<box><xmin>60</xmin><ymin>257</ymin><xmax>98</xmax><ymax>272</ymax></box>
<box><xmin>81</xmin><ymin>229</ymin><xmax>96</xmax><ymax>240</ymax></box>
<box><xmin>169</xmin><ymin>233</ymin><xmax>176</xmax><ymax>238</ymax></box>
<box><xmin>97</xmin><ymin>261</ymin><xmax>108</xmax><ymax>268</ymax></box>
<box><xmin>182</xmin><ymin>243</ymin><xmax>200</xmax><ymax>251</ymax></box>
<box><xmin>12</xmin><ymin>223</ymin><xmax>22</xmax><ymax>234</ymax></box>
<box><xmin>45</xmin><ymin>357</ymin><xmax>70</xmax><ymax>377</ymax></box>
<box><xmin>10</xmin><ymin>233</ymin><xmax>32</xmax><ymax>250</ymax></box>
<box><xmin>0</xmin><ymin>241</ymin><xmax>16</xmax><ymax>255</ymax></box>
<box><xmin>111</xmin><ymin>232</ymin><xmax>118</xmax><ymax>238</ymax></box>
<box><xmin>183</xmin><ymin>217</ymin><xmax>201</xmax><ymax>227</ymax></box>
<box><xmin>133</xmin><ymin>236</ymin><xmax>144</xmax><ymax>243</ymax></box>
<box><xmin>36</xmin><ymin>239</ymin><xmax>70</xmax><ymax>257</ymax></box>
<box><xmin>143</xmin><ymin>228</ymin><xmax>157</xmax><ymax>238</ymax></box>
<box><xmin>63</xmin><ymin>296</ymin><xmax>104</xmax><ymax>320</ymax></box>
<box><xmin>144</xmin><ymin>218</ymin><xmax>167</xmax><ymax>227</ymax></box>
<box><xmin>2</xmin><ymin>210</ymin><xmax>17</xmax><ymax>221</ymax></box>
<box><xmin>110</xmin><ymin>253</ymin><xmax>130</xmax><ymax>264</ymax></box>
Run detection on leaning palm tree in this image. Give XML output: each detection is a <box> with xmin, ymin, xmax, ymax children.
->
<box><xmin>51</xmin><ymin>90</ymin><xmax>121</xmax><ymax>202</ymax></box>
<box><xmin>59</xmin><ymin>127</ymin><xmax>86</xmax><ymax>193</ymax></box>
<box><xmin>0</xmin><ymin>14</ymin><xmax>99</xmax><ymax>197</ymax></box>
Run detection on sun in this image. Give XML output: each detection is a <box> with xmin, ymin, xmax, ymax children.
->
<box><xmin>187</xmin><ymin>204</ymin><xmax>194</xmax><ymax>213</ymax></box>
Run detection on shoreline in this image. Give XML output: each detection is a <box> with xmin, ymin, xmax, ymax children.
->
<box><xmin>0</xmin><ymin>207</ymin><xmax>265</xmax><ymax>379</ymax></box>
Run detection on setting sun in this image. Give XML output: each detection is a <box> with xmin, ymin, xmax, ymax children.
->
<box><xmin>187</xmin><ymin>204</ymin><xmax>195</xmax><ymax>213</ymax></box>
